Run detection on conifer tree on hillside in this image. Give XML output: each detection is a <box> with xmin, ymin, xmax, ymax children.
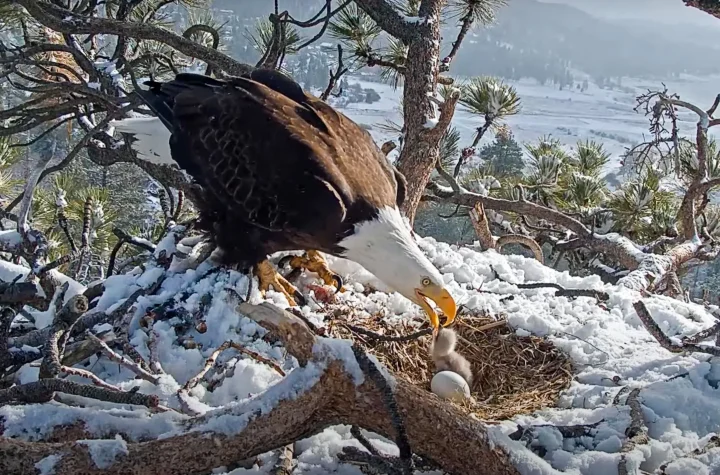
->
<box><xmin>477</xmin><ymin>127</ymin><xmax>524</xmax><ymax>178</ymax></box>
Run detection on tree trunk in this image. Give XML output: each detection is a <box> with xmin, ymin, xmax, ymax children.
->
<box><xmin>396</xmin><ymin>2</ymin><xmax>448</xmax><ymax>224</ymax></box>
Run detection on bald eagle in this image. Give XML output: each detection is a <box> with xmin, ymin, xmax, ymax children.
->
<box><xmin>111</xmin><ymin>69</ymin><xmax>456</xmax><ymax>330</ymax></box>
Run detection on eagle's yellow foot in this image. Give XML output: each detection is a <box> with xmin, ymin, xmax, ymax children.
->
<box><xmin>281</xmin><ymin>250</ymin><xmax>345</xmax><ymax>293</ymax></box>
<box><xmin>254</xmin><ymin>259</ymin><xmax>305</xmax><ymax>306</ymax></box>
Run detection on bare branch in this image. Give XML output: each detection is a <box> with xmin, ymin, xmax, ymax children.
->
<box><xmin>14</xmin><ymin>0</ymin><xmax>253</xmax><ymax>76</ymax></box>
<box><xmin>6</xmin><ymin>99</ymin><xmax>141</xmax><ymax>213</ymax></box>
<box><xmin>320</xmin><ymin>44</ymin><xmax>348</xmax><ymax>101</ymax></box>
<box><xmin>85</xmin><ymin>331</ymin><xmax>160</xmax><ymax>385</ymax></box>
<box><xmin>633</xmin><ymin>300</ymin><xmax>720</xmax><ymax>356</ymax></box>
<box><xmin>0</xmin><ymin>378</ymin><xmax>159</xmax><ymax>407</ymax></box>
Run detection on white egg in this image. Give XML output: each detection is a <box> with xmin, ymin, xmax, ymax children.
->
<box><xmin>431</xmin><ymin>371</ymin><xmax>471</xmax><ymax>402</ymax></box>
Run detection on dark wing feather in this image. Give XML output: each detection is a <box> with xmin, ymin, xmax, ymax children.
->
<box><xmin>392</xmin><ymin>166</ymin><xmax>407</xmax><ymax>209</ymax></box>
<box><xmin>234</xmin><ymin>69</ymin><xmax>407</xmax><ymax>209</ymax></box>
<box><xmin>170</xmin><ymin>79</ymin><xmax>349</xmax><ymax>235</ymax></box>
<box><xmin>137</xmin><ymin>72</ymin><xmax>400</xmax><ymax>250</ymax></box>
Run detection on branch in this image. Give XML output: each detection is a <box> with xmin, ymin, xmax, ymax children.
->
<box><xmin>493</xmin><ymin>270</ymin><xmax>609</xmax><ymax>301</ymax></box>
<box><xmin>0</xmin><ymin>301</ymin><xmax>518</xmax><ymax>475</ymax></box>
<box><xmin>14</xmin><ymin>0</ymin><xmax>253</xmax><ymax>76</ymax></box>
<box><xmin>617</xmin><ymin>388</ymin><xmax>649</xmax><ymax>475</ymax></box>
<box><xmin>39</xmin><ymin>292</ymin><xmax>90</xmax><ymax>378</ymax></box>
<box><xmin>6</xmin><ymin>100</ymin><xmax>141</xmax><ymax>213</ymax></box>
<box><xmin>633</xmin><ymin>300</ymin><xmax>720</xmax><ymax>357</ymax></box>
<box><xmin>352</xmin><ymin>0</ymin><xmax>421</xmax><ymax>43</ymax></box>
<box><xmin>16</xmin><ymin>141</ymin><xmax>56</xmax><ymax>237</ymax></box>
<box><xmin>320</xmin><ymin>44</ymin><xmax>348</xmax><ymax>101</ymax></box>
<box><xmin>84</xmin><ymin>331</ymin><xmax>160</xmax><ymax>385</ymax></box>
<box><xmin>0</xmin><ymin>379</ymin><xmax>159</xmax><ymax>407</ymax></box>
<box><xmin>663</xmin><ymin>94</ymin><xmax>714</xmax><ymax>240</ymax></box>
<box><xmin>617</xmin><ymin>239</ymin><xmax>703</xmax><ymax>292</ymax></box>
<box><xmin>427</xmin><ymin>183</ymin><xmax>591</xmax><ymax>238</ymax></box>
<box><xmin>426</xmin><ymin>184</ymin><xmax>654</xmax><ymax>272</ymax></box>
<box><xmin>441</xmin><ymin>9</ymin><xmax>475</xmax><ymax>72</ymax></box>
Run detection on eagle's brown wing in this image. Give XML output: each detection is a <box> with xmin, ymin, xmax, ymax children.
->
<box><xmin>165</xmin><ymin>75</ymin><xmax>397</xmax><ymax>243</ymax></box>
<box><xmin>244</xmin><ymin>69</ymin><xmax>407</xmax><ymax>210</ymax></box>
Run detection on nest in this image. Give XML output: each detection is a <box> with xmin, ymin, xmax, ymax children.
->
<box><xmin>328</xmin><ymin>308</ymin><xmax>573</xmax><ymax>421</ymax></box>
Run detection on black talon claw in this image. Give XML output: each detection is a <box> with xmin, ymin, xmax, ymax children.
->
<box><xmin>293</xmin><ymin>290</ymin><xmax>307</xmax><ymax>307</ymax></box>
<box><xmin>332</xmin><ymin>274</ymin><xmax>343</xmax><ymax>293</ymax></box>
<box><xmin>277</xmin><ymin>255</ymin><xmax>294</xmax><ymax>269</ymax></box>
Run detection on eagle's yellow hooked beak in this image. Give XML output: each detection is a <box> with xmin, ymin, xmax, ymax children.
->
<box><xmin>415</xmin><ymin>285</ymin><xmax>457</xmax><ymax>330</ymax></box>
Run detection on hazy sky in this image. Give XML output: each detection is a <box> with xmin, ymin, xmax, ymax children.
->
<box><xmin>539</xmin><ymin>0</ymin><xmax>720</xmax><ymax>26</ymax></box>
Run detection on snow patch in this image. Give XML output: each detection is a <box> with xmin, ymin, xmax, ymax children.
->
<box><xmin>78</xmin><ymin>435</ymin><xmax>129</xmax><ymax>469</ymax></box>
<box><xmin>35</xmin><ymin>453</ymin><xmax>63</xmax><ymax>475</ymax></box>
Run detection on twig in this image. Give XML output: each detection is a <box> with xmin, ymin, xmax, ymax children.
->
<box><xmin>682</xmin><ymin>321</ymin><xmax>720</xmax><ymax>345</ymax></box>
<box><xmin>57</xmin><ymin>206</ymin><xmax>77</xmax><ymax>254</ymax></box>
<box><xmin>58</xmin><ymin>365</ymin><xmax>121</xmax><ymax>391</ymax></box>
<box><xmin>351</xmin><ymin>426</ymin><xmax>381</xmax><ymax>456</ymax></box>
<box><xmin>113</xmin><ymin>227</ymin><xmax>155</xmax><ymax>252</ymax></box>
<box><xmin>659</xmin><ymin>436</ymin><xmax>720</xmax><ymax>474</ymax></box>
<box><xmin>85</xmin><ymin>331</ymin><xmax>160</xmax><ymax>385</ymax></box>
<box><xmin>320</xmin><ymin>44</ymin><xmax>348</xmax><ymax>101</ymax></box>
<box><xmin>343</xmin><ymin>324</ymin><xmax>433</xmax><ymax>342</ymax></box>
<box><xmin>509</xmin><ymin>420</ymin><xmax>602</xmax><ymax>444</ymax></box>
<box><xmin>493</xmin><ymin>269</ymin><xmax>609</xmax><ymax>301</ymax></box>
<box><xmin>171</xmin><ymin>190</ymin><xmax>185</xmax><ymax>223</ymax></box>
<box><xmin>338</xmin><ymin>446</ymin><xmax>409</xmax><ymax>475</ymax></box>
<box><xmin>178</xmin><ymin>340</ymin><xmax>286</xmax><ymax>413</ymax></box>
<box><xmin>146</xmin><ymin>329</ymin><xmax>165</xmax><ymax>374</ymax></box>
<box><xmin>633</xmin><ymin>301</ymin><xmax>720</xmax><ymax>357</ymax></box>
<box><xmin>10</xmin><ymin>274</ymin><xmax>164</xmax><ymax>349</ymax></box>
<box><xmin>613</xmin><ymin>386</ymin><xmax>631</xmax><ymax>406</ymax></box>
<box><xmin>106</xmin><ymin>236</ymin><xmax>127</xmax><ymax>277</ymax></box>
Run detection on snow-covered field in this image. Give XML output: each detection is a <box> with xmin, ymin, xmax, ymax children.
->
<box><xmin>5</xmin><ymin>232</ymin><xmax>720</xmax><ymax>474</ymax></box>
<box><xmin>336</xmin><ymin>74</ymin><xmax>720</xmax><ymax>175</ymax></box>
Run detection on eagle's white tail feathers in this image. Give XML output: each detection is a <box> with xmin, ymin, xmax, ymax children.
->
<box><xmin>109</xmin><ymin>117</ymin><xmax>175</xmax><ymax>167</ymax></box>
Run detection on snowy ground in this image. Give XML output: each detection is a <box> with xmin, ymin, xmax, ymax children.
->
<box><xmin>4</xmin><ymin>232</ymin><xmax>720</xmax><ymax>474</ymax></box>
<box><xmin>334</xmin><ymin>74</ymin><xmax>720</xmax><ymax>176</ymax></box>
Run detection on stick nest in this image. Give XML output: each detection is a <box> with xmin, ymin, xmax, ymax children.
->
<box><xmin>328</xmin><ymin>308</ymin><xmax>573</xmax><ymax>421</ymax></box>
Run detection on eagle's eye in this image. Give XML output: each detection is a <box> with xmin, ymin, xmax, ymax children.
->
<box><xmin>421</xmin><ymin>277</ymin><xmax>431</xmax><ymax>286</ymax></box>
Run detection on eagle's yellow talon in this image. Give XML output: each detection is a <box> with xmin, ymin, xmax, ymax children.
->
<box><xmin>255</xmin><ymin>259</ymin><xmax>302</xmax><ymax>306</ymax></box>
<box><xmin>286</xmin><ymin>250</ymin><xmax>347</xmax><ymax>293</ymax></box>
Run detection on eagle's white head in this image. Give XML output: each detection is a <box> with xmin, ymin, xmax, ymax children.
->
<box><xmin>339</xmin><ymin>206</ymin><xmax>457</xmax><ymax>330</ymax></box>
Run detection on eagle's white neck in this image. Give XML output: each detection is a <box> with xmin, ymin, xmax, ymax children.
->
<box><xmin>339</xmin><ymin>206</ymin><xmax>444</xmax><ymax>300</ymax></box>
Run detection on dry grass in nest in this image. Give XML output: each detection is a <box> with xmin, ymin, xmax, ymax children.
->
<box><xmin>328</xmin><ymin>308</ymin><xmax>573</xmax><ymax>421</ymax></box>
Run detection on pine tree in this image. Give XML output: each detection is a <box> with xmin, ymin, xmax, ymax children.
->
<box><xmin>477</xmin><ymin>129</ymin><xmax>525</xmax><ymax>177</ymax></box>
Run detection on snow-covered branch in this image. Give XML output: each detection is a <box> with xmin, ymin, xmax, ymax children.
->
<box><xmin>1</xmin><ymin>300</ymin><xmax>516</xmax><ymax>475</ymax></box>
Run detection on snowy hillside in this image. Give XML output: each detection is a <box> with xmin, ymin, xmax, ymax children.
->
<box><xmin>335</xmin><ymin>74</ymin><xmax>720</xmax><ymax>177</ymax></box>
<box><xmin>4</xmin><ymin>227</ymin><xmax>720</xmax><ymax>474</ymax></box>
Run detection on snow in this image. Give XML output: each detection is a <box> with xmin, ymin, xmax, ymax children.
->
<box><xmin>35</xmin><ymin>453</ymin><xmax>63</xmax><ymax>475</ymax></box>
<box><xmin>0</xmin><ymin>260</ymin><xmax>85</xmax><ymax>304</ymax></box>
<box><xmin>78</xmin><ymin>434</ymin><xmax>129</xmax><ymax>469</ymax></box>
<box><xmin>0</xmin><ymin>229</ymin><xmax>22</xmax><ymax>248</ymax></box>
<box><xmin>337</xmin><ymin>74</ymin><xmax>720</xmax><ymax>176</ymax></box>
<box><xmin>313</xmin><ymin>337</ymin><xmax>364</xmax><ymax>386</ymax></box>
<box><xmin>6</xmin><ymin>228</ymin><xmax>720</xmax><ymax>473</ymax></box>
